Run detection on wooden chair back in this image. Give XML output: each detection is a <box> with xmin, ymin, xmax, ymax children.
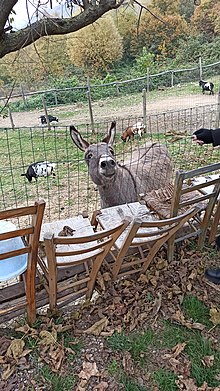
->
<box><xmin>0</xmin><ymin>200</ymin><xmax>45</xmax><ymax>325</ymax></box>
<box><xmin>41</xmin><ymin>219</ymin><xmax>129</xmax><ymax>312</ymax></box>
<box><xmin>170</xmin><ymin>162</ymin><xmax>220</xmax><ymax>249</ymax></box>
<box><xmin>144</xmin><ymin>163</ymin><xmax>220</xmax><ymax>256</ymax></box>
<box><xmin>112</xmin><ymin>206</ymin><xmax>200</xmax><ymax>279</ymax></box>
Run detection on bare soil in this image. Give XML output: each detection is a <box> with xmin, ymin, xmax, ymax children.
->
<box><xmin>0</xmin><ymin>92</ymin><xmax>217</xmax><ymax>128</ymax></box>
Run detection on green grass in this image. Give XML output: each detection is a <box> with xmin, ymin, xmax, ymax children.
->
<box><xmin>108</xmin><ymin>359</ymin><xmax>119</xmax><ymax>375</ymax></box>
<box><xmin>107</xmin><ymin>329</ymin><xmax>154</xmax><ymax>366</ymax></box>
<box><xmin>119</xmin><ymin>373</ymin><xmax>149</xmax><ymax>391</ymax></box>
<box><xmin>152</xmin><ymin>369</ymin><xmax>178</xmax><ymax>391</ymax></box>
<box><xmin>162</xmin><ymin>320</ymin><xmax>220</xmax><ymax>387</ymax></box>
<box><xmin>108</xmin><ymin>361</ymin><xmax>149</xmax><ymax>391</ymax></box>
<box><xmin>182</xmin><ymin>294</ymin><xmax>212</xmax><ymax>328</ymax></box>
<box><xmin>107</xmin><ymin>301</ymin><xmax>220</xmax><ymax>390</ymax></box>
<box><xmin>37</xmin><ymin>364</ymin><xmax>76</xmax><ymax>391</ymax></box>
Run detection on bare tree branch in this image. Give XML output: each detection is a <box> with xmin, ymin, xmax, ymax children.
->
<box><xmin>0</xmin><ymin>0</ymin><xmax>125</xmax><ymax>59</ymax></box>
<box><xmin>133</xmin><ymin>0</ymin><xmax>167</xmax><ymax>25</ymax></box>
<box><xmin>0</xmin><ymin>0</ymin><xmax>167</xmax><ymax>60</ymax></box>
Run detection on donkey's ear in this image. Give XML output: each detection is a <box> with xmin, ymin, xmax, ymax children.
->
<box><xmin>102</xmin><ymin>121</ymin><xmax>116</xmax><ymax>146</ymax></box>
<box><xmin>70</xmin><ymin>126</ymin><xmax>90</xmax><ymax>152</ymax></box>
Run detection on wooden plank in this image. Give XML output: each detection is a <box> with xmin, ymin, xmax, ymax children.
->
<box><xmin>41</xmin><ymin>216</ymin><xmax>95</xmax><ymax>264</ymax></box>
<box><xmin>191</xmin><ymin>175</ymin><xmax>220</xmax><ymax>199</ymax></box>
<box><xmin>40</xmin><ymin>216</ymin><xmax>93</xmax><ymax>241</ymax></box>
<box><xmin>97</xmin><ymin>202</ymin><xmax>158</xmax><ymax>249</ymax></box>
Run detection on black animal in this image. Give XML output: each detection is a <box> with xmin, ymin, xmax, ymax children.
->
<box><xmin>21</xmin><ymin>161</ymin><xmax>56</xmax><ymax>182</ymax></box>
<box><xmin>199</xmin><ymin>80</ymin><xmax>214</xmax><ymax>95</ymax></box>
<box><xmin>39</xmin><ymin>115</ymin><xmax>59</xmax><ymax>125</ymax></box>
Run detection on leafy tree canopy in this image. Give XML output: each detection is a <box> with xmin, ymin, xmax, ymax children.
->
<box><xmin>67</xmin><ymin>16</ymin><xmax>123</xmax><ymax>76</ymax></box>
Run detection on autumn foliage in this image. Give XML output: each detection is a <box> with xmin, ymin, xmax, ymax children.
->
<box><xmin>66</xmin><ymin>16</ymin><xmax>123</xmax><ymax>75</ymax></box>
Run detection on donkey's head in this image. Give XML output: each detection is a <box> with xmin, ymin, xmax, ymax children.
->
<box><xmin>70</xmin><ymin>122</ymin><xmax>117</xmax><ymax>186</ymax></box>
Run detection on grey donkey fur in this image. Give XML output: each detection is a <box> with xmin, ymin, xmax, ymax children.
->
<box><xmin>70</xmin><ymin>121</ymin><xmax>172</xmax><ymax>208</ymax></box>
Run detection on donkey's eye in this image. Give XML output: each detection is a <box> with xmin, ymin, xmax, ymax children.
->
<box><xmin>87</xmin><ymin>152</ymin><xmax>93</xmax><ymax>159</ymax></box>
<box><xmin>109</xmin><ymin>148</ymin><xmax>114</xmax><ymax>156</ymax></box>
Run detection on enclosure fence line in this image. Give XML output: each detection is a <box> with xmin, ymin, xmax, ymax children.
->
<box><xmin>0</xmin><ymin>104</ymin><xmax>220</xmax><ymax>224</ymax></box>
<box><xmin>0</xmin><ymin>57</ymin><xmax>219</xmax><ymax>103</ymax></box>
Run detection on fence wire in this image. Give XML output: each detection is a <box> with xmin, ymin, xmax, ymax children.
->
<box><xmin>0</xmin><ymin>104</ymin><xmax>219</xmax><ymax>223</ymax></box>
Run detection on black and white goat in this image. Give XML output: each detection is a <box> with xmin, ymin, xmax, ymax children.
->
<box><xmin>199</xmin><ymin>80</ymin><xmax>214</xmax><ymax>95</ymax></box>
<box><xmin>21</xmin><ymin>161</ymin><xmax>56</xmax><ymax>182</ymax></box>
<box><xmin>39</xmin><ymin>115</ymin><xmax>59</xmax><ymax>126</ymax></box>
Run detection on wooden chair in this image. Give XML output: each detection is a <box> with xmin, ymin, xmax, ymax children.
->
<box><xmin>0</xmin><ymin>200</ymin><xmax>45</xmax><ymax>325</ymax></box>
<box><xmin>40</xmin><ymin>219</ymin><xmax>129</xmax><ymax>312</ymax></box>
<box><xmin>143</xmin><ymin>162</ymin><xmax>220</xmax><ymax>259</ymax></box>
<box><xmin>106</xmin><ymin>207</ymin><xmax>200</xmax><ymax>279</ymax></box>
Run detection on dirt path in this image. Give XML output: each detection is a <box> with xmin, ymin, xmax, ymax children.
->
<box><xmin>0</xmin><ymin>92</ymin><xmax>217</xmax><ymax>128</ymax></box>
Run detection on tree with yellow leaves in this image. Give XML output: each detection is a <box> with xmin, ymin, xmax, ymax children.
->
<box><xmin>191</xmin><ymin>0</ymin><xmax>220</xmax><ymax>38</ymax></box>
<box><xmin>66</xmin><ymin>16</ymin><xmax>123</xmax><ymax>76</ymax></box>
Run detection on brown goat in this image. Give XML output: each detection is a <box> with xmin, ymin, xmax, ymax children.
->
<box><xmin>121</xmin><ymin>126</ymin><xmax>135</xmax><ymax>142</ymax></box>
<box><xmin>121</xmin><ymin>121</ymin><xmax>146</xmax><ymax>142</ymax></box>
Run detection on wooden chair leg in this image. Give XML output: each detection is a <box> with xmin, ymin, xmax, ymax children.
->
<box><xmin>86</xmin><ymin>254</ymin><xmax>106</xmax><ymax>299</ymax></box>
<box><xmin>25</xmin><ymin>262</ymin><xmax>37</xmax><ymax>326</ymax></box>
<box><xmin>44</xmin><ymin>239</ymin><xmax>57</xmax><ymax>312</ymax></box>
<box><xmin>209</xmin><ymin>200</ymin><xmax>220</xmax><ymax>243</ymax></box>
<box><xmin>112</xmin><ymin>223</ymin><xmax>139</xmax><ymax>280</ymax></box>
<box><xmin>167</xmin><ymin>238</ymin><xmax>175</xmax><ymax>262</ymax></box>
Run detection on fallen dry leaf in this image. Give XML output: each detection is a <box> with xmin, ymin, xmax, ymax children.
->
<box><xmin>15</xmin><ymin>325</ymin><xmax>38</xmax><ymax>336</ymax></box>
<box><xmin>39</xmin><ymin>329</ymin><xmax>57</xmax><ymax>345</ymax></box>
<box><xmin>138</xmin><ymin>273</ymin><xmax>149</xmax><ymax>284</ymax></box>
<box><xmin>210</xmin><ymin>307</ymin><xmax>220</xmax><ymax>325</ymax></box>
<box><xmin>156</xmin><ymin>259</ymin><xmax>168</xmax><ymax>270</ymax></box>
<box><xmin>94</xmin><ymin>381</ymin><xmax>109</xmax><ymax>390</ymax></box>
<box><xmin>50</xmin><ymin>346</ymin><xmax>65</xmax><ymax>372</ymax></box>
<box><xmin>6</xmin><ymin>339</ymin><xmax>25</xmax><ymax>360</ymax></box>
<box><xmin>176</xmin><ymin>376</ymin><xmax>220</xmax><ymax>390</ymax></box>
<box><xmin>201</xmin><ymin>355</ymin><xmax>214</xmax><ymax>368</ymax></box>
<box><xmin>164</xmin><ymin>342</ymin><xmax>186</xmax><ymax>359</ymax></box>
<box><xmin>169</xmin><ymin>356</ymin><xmax>191</xmax><ymax>377</ymax></box>
<box><xmin>78</xmin><ymin>361</ymin><xmax>100</xmax><ymax>381</ymax></box>
<box><xmin>1</xmin><ymin>364</ymin><xmax>15</xmax><ymax>381</ymax></box>
<box><xmin>122</xmin><ymin>351</ymin><xmax>134</xmax><ymax>375</ymax></box>
<box><xmin>176</xmin><ymin>376</ymin><xmax>198</xmax><ymax>391</ymax></box>
<box><xmin>102</xmin><ymin>272</ymin><xmax>112</xmax><ymax>282</ymax></box>
<box><xmin>54</xmin><ymin>324</ymin><xmax>72</xmax><ymax>333</ymax></box>
<box><xmin>151</xmin><ymin>292</ymin><xmax>162</xmax><ymax>317</ymax></box>
<box><xmin>172</xmin><ymin>310</ymin><xmax>205</xmax><ymax>330</ymax></box>
<box><xmin>96</xmin><ymin>272</ymin><xmax>106</xmax><ymax>291</ymax></box>
<box><xmin>83</xmin><ymin>317</ymin><xmax>109</xmax><ymax>336</ymax></box>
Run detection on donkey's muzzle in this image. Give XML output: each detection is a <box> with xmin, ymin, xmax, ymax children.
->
<box><xmin>99</xmin><ymin>156</ymin><xmax>116</xmax><ymax>177</ymax></box>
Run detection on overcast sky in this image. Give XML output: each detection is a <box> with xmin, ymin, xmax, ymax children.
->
<box><xmin>12</xmin><ymin>0</ymin><xmax>36</xmax><ymax>29</ymax></box>
<box><xmin>12</xmin><ymin>0</ymin><xmax>68</xmax><ymax>29</ymax></box>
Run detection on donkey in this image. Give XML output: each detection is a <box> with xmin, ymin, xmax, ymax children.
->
<box><xmin>70</xmin><ymin>121</ymin><xmax>172</xmax><ymax>208</ymax></box>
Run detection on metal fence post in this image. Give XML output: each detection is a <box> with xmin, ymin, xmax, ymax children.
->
<box><xmin>41</xmin><ymin>95</ymin><xmax>51</xmax><ymax>130</ymax></box>
<box><xmin>8</xmin><ymin>106</ymin><xmax>15</xmax><ymax>130</ymax></box>
<box><xmin>146</xmin><ymin>68</ymin><xmax>150</xmax><ymax>93</ymax></box>
<box><xmin>142</xmin><ymin>88</ymin><xmax>146</xmax><ymax>127</ymax></box>
<box><xmin>171</xmin><ymin>71</ymin><xmax>174</xmax><ymax>88</ymax></box>
<box><xmin>199</xmin><ymin>56</ymin><xmax>202</xmax><ymax>80</ymax></box>
<box><xmin>87</xmin><ymin>77</ymin><xmax>95</xmax><ymax>133</ymax></box>
<box><xmin>20</xmin><ymin>84</ymin><xmax>27</xmax><ymax>108</ymax></box>
<box><xmin>115</xmin><ymin>82</ymin><xmax>119</xmax><ymax>97</ymax></box>
<box><xmin>54</xmin><ymin>91</ymin><xmax>58</xmax><ymax>106</ymax></box>
<box><xmin>216</xmin><ymin>86</ymin><xmax>220</xmax><ymax>128</ymax></box>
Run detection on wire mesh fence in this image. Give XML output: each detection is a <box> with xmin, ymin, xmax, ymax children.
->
<box><xmin>0</xmin><ymin>59</ymin><xmax>219</xmax><ymax>112</ymax></box>
<box><xmin>0</xmin><ymin>103</ymin><xmax>219</xmax><ymax>223</ymax></box>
